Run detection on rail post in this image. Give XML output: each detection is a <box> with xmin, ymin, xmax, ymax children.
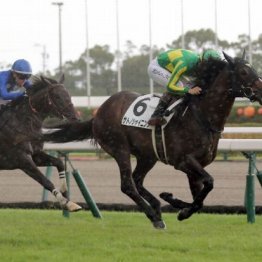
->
<box><xmin>62</xmin><ymin>165</ymin><xmax>71</xmax><ymax>218</ymax></box>
<box><xmin>72</xmin><ymin>169</ymin><xmax>102</xmax><ymax>218</ymax></box>
<box><xmin>43</xmin><ymin>151</ymin><xmax>101</xmax><ymax>219</ymax></box>
<box><xmin>42</xmin><ymin>165</ymin><xmax>53</xmax><ymax>201</ymax></box>
<box><xmin>243</xmin><ymin>152</ymin><xmax>256</xmax><ymax>223</ymax></box>
<box><xmin>42</xmin><ymin>151</ymin><xmax>56</xmax><ymax>202</ymax></box>
<box><xmin>65</xmin><ymin>153</ymin><xmax>102</xmax><ymax>218</ymax></box>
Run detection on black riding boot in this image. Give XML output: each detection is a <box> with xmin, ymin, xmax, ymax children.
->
<box><xmin>148</xmin><ymin>92</ymin><xmax>173</xmax><ymax>126</ymax></box>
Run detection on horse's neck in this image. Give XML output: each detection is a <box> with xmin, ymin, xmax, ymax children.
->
<box><xmin>19</xmin><ymin>101</ymin><xmax>44</xmax><ymax>129</ymax></box>
<box><xmin>199</xmin><ymin>77</ymin><xmax>235</xmax><ymax>131</ymax></box>
<box><xmin>29</xmin><ymin>93</ymin><xmax>50</xmax><ymax>120</ymax></box>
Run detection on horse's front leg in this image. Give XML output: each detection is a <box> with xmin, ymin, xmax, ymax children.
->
<box><xmin>161</xmin><ymin>155</ymin><xmax>213</xmax><ymax>220</ymax></box>
<box><xmin>20</xmin><ymin>154</ymin><xmax>81</xmax><ymax>212</ymax></box>
<box><xmin>176</xmin><ymin>155</ymin><xmax>214</xmax><ymax>220</ymax></box>
<box><xmin>160</xmin><ymin>171</ymin><xmax>205</xmax><ymax>208</ymax></box>
<box><xmin>159</xmin><ymin>192</ymin><xmax>192</xmax><ymax>209</ymax></box>
<box><xmin>32</xmin><ymin>150</ymin><xmax>68</xmax><ymax>198</ymax></box>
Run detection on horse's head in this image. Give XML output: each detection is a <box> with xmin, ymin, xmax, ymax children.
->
<box><xmin>223</xmin><ymin>51</ymin><xmax>262</xmax><ymax>104</ymax></box>
<box><xmin>27</xmin><ymin>75</ymin><xmax>79</xmax><ymax>121</ymax></box>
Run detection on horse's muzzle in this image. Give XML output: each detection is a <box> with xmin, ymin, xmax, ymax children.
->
<box><xmin>254</xmin><ymin>78</ymin><xmax>262</xmax><ymax>89</ymax></box>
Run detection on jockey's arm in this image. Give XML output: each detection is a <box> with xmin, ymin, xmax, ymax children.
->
<box><xmin>166</xmin><ymin>62</ymin><xmax>190</xmax><ymax>95</ymax></box>
<box><xmin>167</xmin><ymin>62</ymin><xmax>202</xmax><ymax>96</ymax></box>
<box><xmin>0</xmin><ymin>74</ymin><xmax>24</xmax><ymax>100</ymax></box>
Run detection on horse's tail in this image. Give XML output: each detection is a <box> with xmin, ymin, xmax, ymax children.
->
<box><xmin>43</xmin><ymin>119</ymin><xmax>94</xmax><ymax>143</ymax></box>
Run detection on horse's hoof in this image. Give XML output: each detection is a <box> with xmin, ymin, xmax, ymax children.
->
<box><xmin>153</xmin><ymin>220</ymin><xmax>166</xmax><ymax>229</ymax></box>
<box><xmin>159</xmin><ymin>192</ymin><xmax>173</xmax><ymax>201</ymax></box>
<box><xmin>177</xmin><ymin>208</ymin><xmax>193</xmax><ymax>221</ymax></box>
<box><xmin>65</xmin><ymin>201</ymin><xmax>82</xmax><ymax>212</ymax></box>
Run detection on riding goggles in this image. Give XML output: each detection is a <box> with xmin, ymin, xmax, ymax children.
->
<box><xmin>16</xmin><ymin>73</ymin><xmax>31</xmax><ymax>80</ymax></box>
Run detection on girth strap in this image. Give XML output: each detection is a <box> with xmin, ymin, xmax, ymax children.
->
<box><xmin>152</xmin><ymin>125</ymin><xmax>169</xmax><ymax>164</ymax></box>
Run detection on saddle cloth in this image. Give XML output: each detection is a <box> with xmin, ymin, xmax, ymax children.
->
<box><xmin>121</xmin><ymin>94</ymin><xmax>182</xmax><ymax>129</ymax></box>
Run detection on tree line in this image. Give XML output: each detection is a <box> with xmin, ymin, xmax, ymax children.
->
<box><xmin>45</xmin><ymin>28</ymin><xmax>262</xmax><ymax>96</ymax></box>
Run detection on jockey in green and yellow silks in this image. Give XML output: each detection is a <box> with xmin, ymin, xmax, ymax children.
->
<box><xmin>158</xmin><ymin>49</ymin><xmax>200</xmax><ymax>95</ymax></box>
<box><xmin>147</xmin><ymin>48</ymin><xmax>221</xmax><ymax>126</ymax></box>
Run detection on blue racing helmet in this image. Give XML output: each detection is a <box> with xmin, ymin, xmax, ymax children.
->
<box><xmin>201</xmin><ymin>49</ymin><xmax>221</xmax><ymax>61</ymax></box>
<box><xmin>11</xmin><ymin>59</ymin><xmax>32</xmax><ymax>75</ymax></box>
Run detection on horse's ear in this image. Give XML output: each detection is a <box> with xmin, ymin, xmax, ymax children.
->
<box><xmin>223</xmin><ymin>51</ymin><xmax>234</xmax><ymax>65</ymax></box>
<box><xmin>242</xmin><ymin>49</ymin><xmax>246</xmax><ymax>60</ymax></box>
<box><xmin>40</xmin><ymin>75</ymin><xmax>52</xmax><ymax>86</ymax></box>
<box><xmin>58</xmin><ymin>74</ymin><xmax>65</xmax><ymax>84</ymax></box>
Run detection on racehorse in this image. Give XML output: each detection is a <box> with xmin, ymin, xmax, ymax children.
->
<box><xmin>0</xmin><ymin>75</ymin><xmax>81</xmax><ymax>212</ymax></box>
<box><xmin>42</xmin><ymin>52</ymin><xmax>262</xmax><ymax>228</ymax></box>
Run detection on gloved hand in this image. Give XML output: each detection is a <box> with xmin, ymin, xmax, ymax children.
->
<box><xmin>188</xmin><ymin>86</ymin><xmax>202</xmax><ymax>95</ymax></box>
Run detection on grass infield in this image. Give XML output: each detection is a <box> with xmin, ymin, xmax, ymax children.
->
<box><xmin>0</xmin><ymin>209</ymin><xmax>261</xmax><ymax>262</ymax></box>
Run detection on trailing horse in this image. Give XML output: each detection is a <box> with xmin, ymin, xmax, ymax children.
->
<box><xmin>0</xmin><ymin>75</ymin><xmax>81</xmax><ymax>212</ymax></box>
<box><xmin>42</xmin><ymin>52</ymin><xmax>262</xmax><ymax>228</ymax></box>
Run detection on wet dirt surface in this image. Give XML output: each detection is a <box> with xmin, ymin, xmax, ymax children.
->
<box><xmin>0</xmin><ymin>159</ymin><xmax>262</xmax><ymax>207</ymax></box>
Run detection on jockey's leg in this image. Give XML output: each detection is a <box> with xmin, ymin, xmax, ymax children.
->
<box><xmin>148</xmin><ymin>92</ymin><xmax>173</xmax><ymax>126</ymax></box>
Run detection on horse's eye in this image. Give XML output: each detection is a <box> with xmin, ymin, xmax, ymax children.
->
<box><xmin>239</xmin><ymin>68</ymin><xmax>248</xmax><ymax>76</ymax></box>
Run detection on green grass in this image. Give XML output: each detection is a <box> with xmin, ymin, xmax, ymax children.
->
<box><xmin>0</xmin><ymin>210</ymin><xmax>261</xmax><ymax>262</ymax></box>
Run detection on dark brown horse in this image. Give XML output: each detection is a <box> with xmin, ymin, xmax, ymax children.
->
<box><xmin>42</xmin><ymin>52</ymin><xmax>262</xmax><ymax>228</ymax></box>
<box><xmin>0</xmin><ymin>76</ymin><xmax>81</xmax><ymax>212</ymax></box>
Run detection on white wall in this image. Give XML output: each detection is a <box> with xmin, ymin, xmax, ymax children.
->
<box><xmin>72</xmin><ymin>96</ymin><xmax>109</xmax><ymax>108</ymax></box>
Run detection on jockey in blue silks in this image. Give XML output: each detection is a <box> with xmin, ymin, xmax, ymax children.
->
<box><xmin>0</xmin><ymin>59</ymin><xmax>32</xmax><ymax>107</ymax></box>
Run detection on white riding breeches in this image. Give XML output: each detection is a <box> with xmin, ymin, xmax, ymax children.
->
<box><xmin>147</xmin><ymin>58</ymin><xmax>171</xmax><ymax>87</ymax></box>
<box><xmin>147</xmin><ymin>58</ymin><xmax>195</xmax><ymax>89</ymax></box>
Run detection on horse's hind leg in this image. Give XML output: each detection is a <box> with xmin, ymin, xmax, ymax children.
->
<box><xmin>132</xmin><ymin>156</ymin><xmax>165</xmax><ymax>226</ymax></box>
<box><xmin>112</xmin><ymin>151</ymin><xmax>165</xmax><ymax>229</ymax></box>
<box><xmin>32</xmin><ymin>151</ymin><xmax>68</xmax><ymax>198</ymax></box>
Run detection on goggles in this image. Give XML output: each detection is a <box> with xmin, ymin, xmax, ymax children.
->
<box><xmin>16</xmin><ymin>73</ymin><xmax>31</xmax><ymax>80</ymax></box>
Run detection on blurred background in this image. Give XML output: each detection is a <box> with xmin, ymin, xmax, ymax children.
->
<box><xmin>1</xmin><ymin>0</ymin><xmax>262</xmax><ymax>122</ymax></box>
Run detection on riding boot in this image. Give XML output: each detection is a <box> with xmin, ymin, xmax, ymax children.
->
<box><xmin>148</xmin><ymin>92</ymin><xmax>173</xmax><ymax>126</ymax></box>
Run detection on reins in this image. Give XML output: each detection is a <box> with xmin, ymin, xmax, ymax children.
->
<box><xmin>28</xmin><ymin>96</ymin><xmax>38</xmax><ymax>113</ymax></box>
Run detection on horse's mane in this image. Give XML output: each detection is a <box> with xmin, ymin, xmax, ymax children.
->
<box><xmin>195</xmin><ymin>58</ymin><xmax>227</xmax><ymax>90</ymax></box>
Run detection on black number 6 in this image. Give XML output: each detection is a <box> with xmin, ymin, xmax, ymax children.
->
<box><xmin>133</xmin><ymin>98</ymin><xmax>150</xmax><ymax>116</ymax></box>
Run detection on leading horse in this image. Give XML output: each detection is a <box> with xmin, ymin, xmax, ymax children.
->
<box><xmin>42</xmin><ymin>52</ymin><xmax>262</xmax><ymax>228</ymax></box>
<box><xmin>0</xmin><ymin>76</ymin><xmax>81</xmax><ymax>212</ymax></box>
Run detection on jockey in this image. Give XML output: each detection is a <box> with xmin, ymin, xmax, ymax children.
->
<box><xmin>0</xmin><ymin>59</ymin><xmax>32</xmax><ymax>107</ymax></box>
<box><xmin>147</xmin><ymin>49</ymin><xmax>221</xmax><ymax>126</ymax></box>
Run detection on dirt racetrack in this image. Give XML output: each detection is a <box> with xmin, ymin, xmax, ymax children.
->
<box><xmin>0</xmin><ymin>158</ymin><xmax>262</xmax><ymax>208</ymax></box>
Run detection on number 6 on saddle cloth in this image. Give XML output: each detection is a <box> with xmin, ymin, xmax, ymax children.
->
<box><xmin>121</xmin><ymin>94</ymin><xmax>185</xmax><ymax>163</ymax></box>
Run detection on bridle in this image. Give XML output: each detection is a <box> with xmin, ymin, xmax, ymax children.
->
<box><xmin>226</xmin><ymin>59</ymin><xmax>260</xmax><ymax>101</ymax></box>
<box><xmin>28</xmin><ymin>84</ymin><xmax>73</xmax><ymax>119</ymax></box>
